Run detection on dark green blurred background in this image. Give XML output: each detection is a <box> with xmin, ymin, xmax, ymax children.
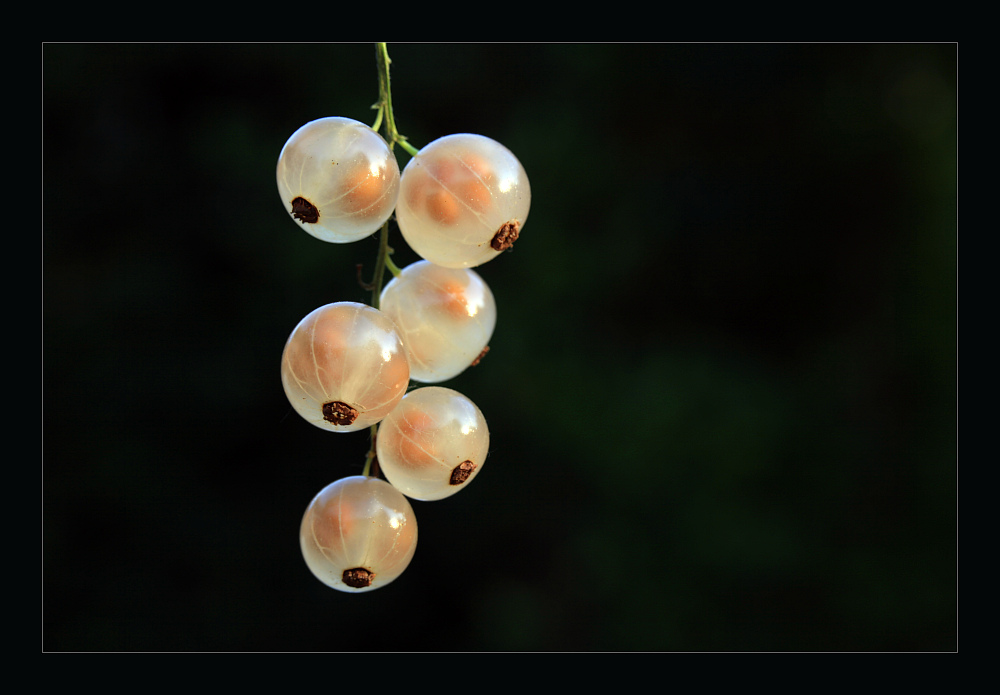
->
<box><xmin>43</xmin><ymin>43</ymin><xmax>956</xmax><ymax>651</ymax></box>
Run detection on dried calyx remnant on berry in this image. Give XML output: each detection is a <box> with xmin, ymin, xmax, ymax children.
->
<box><xmin>450</xmin><ymin>460</ymin><xmax>477</xmax><ymax>485</ymax></box>
<box><xmin>470</xmin><ymin>346</ymin><xmax>490</xmax><ymax>367</ymax></box>
<box><xmin>342</xmin><ymin>567</ymin><xmax>375</xmax><ymax>588</ymax></box>
<box><xmin>491</xmin><ymin>221</ymin><xmax>519</xmax><ymax>251</ymax></box>
<box><xmin>322</xmin><ymin>401</ymin><xmax>358</xmax><ymax>426</ymax></box>
<box><xmin>291</xmin><ymin>197</ymin><xmax>320</xmax><ymax>224</ymax></box>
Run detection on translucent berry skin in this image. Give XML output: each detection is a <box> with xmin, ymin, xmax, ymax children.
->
<box><xmin>276</xmin><ymin>117</ymin><xmax>400</xmax><ymax>244</ymax></box>
<box><xmin>396</xmin><ymin>133</ymin><xmax>530</xmax><ymax>268</ymax></box>
<box><xmin>300</xmin><ymin>476</ymin><xmax>417</xmax><ymax>593</ymax></box>
<box><xmin>376</xmin><ymin>386</ymin><xmax>489</xmax><ymax>501</ymax></box>
<box><xmin>281</xmin><ymin>302</ymin><xmax>410</xmax><ymax>433</ymax></box>
<box><xmin>379</xmin><ymin>260</ymin><xmax>496</xmax><ymax>383</ymax></box>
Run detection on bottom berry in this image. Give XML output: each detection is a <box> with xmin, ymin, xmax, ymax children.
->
<box><xmin>299</xmin><ymin>476</ymin><xmax>418</xmax><ymax>592</ymax></box>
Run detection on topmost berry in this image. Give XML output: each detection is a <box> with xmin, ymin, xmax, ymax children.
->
<box><xmin>395</xmin><ymin>134</ymin><xmax>530</xmax><ymax>268</ymax></box>
<box><xmin>277</xmin><ymin>117</ymin><xmax>401</xmax><ymax>244</ymax></box>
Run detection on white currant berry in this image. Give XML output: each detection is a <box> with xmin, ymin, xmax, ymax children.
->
<box><xmin>376</xmin><ymin>386</ymin><xmax>489</xmax><ymax>501</ymax></box>
<box><xmin>379</xmin><ymin>260</ymin><xmax>496</xmax><ymax>383</ymax></box>
<box><xmin>281</xmin><ymin>302</ymin><xmax>410</xmax><ymax>433</ymax></box>
<box><xmin>277</xmin><ymin>117</ymin><xmax>400</xmax><ymax>244</ymax></box>
<box><xmin>396</xmin><ymin>133</ymin><xmax>530</xmax><ymax>268</ymax></box>
<box><xmin>300</xmin><ymin>476</ymin><xmax>417</xmax><ymax>592</ymax></box>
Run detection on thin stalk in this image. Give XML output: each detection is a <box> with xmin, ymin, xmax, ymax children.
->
<box><xmin>363</xmin><ymin>42</ymin><xmax>416</xmax><ymax>475</ymax></box>
<box><xmin>371</xmin><ymin>221</ymin><xmax>390</xmax><ymax>310</ymax></box>
<box><xmin>367</xmin><ymin>41</ymin><xmax>416</xmax><ymax>308</ymax></box>
<box><xmin>374</xmin><ymin>43</ymin><xmax>419</xmax><ymax>157</ymax></box>
<box><xmin>384</xmin><ymin>252</ymin><xmax>403</xmax><ymax>278</ymax></box>
<box><xmin>362</xmin><ymin>425</ymin><xmax>379</xmax><ymax>477</ymax></box>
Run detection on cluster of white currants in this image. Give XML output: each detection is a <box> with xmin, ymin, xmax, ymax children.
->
<box><xmin>277</xmin><ymin>116</ymin><xmax>529</xmax><ymax>592</ymax></box>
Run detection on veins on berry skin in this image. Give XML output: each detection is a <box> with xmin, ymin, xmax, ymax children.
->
<box><xmin>490</xmin><ymin>220</ymin><xmax>519</xmax><ymax>251</ymax></box>
<box><xmin>343</xmin><ymin>567</ymin><xmax>375</xmax><ymax>588</ymax></box>
<box><xmin>450</xmin><ymin>460</ymin><xmax>477</xmax><ymax>485</ymax></box>
<box><xmin>323</xmin><ymin>401</ymin><xmax>359</xmax><ymax>426</ymax></box>
<box><xmin>291</xmin><ymin>196</ymin><xmax>320</xmax><ymax>224</ymax></box>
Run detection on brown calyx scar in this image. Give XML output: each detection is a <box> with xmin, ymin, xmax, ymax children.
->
<box><xmin>291</xmin><ymin>196</ymin><xmax>320</xmax><ymax>224</ymax></box>
<box><xmin>491</xmin><ymin>220</ymin><xmax>519</xmax><ymax>251</ymax></box>
<box><xmin>323</xmin><ymin>401</ymin><xmax>358</xmax><ymax>426</ymax></box>
<box><xmin>471</xmin><ymin>346</ymin><xmax>489</xmax><ymax>366</ymax></box>
<box><xmin>342</xmin><ymin>567</ymin><xmax>374</xmax><ymax>588</ymax></box>
<box><xmin>450</xmin><ymin>460</ymin><xmax>477</xmax><ymax>485</ymax></box>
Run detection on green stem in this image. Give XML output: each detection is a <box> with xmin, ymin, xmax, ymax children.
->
<box><xmin>361</xmin><ymin>425</ymin><xmax>379</xmax><ymax>477</ymax></box>
<box><xmin>368</xmin><ymin>42</ymin><xmax>416</xmax><ymax>309</ymax></box>
<box><xmin>364</xmin><ymin>43</ymin><xmax>417</xmax><ymax>476</ymax></box>
<box><xmin>371</xmin><ymin>221</ymin><xmax>390</xmax><ymax>309</ymax></box>
<box><xmin>384</xmin><ymin>252</ymin><xmax>403</xmax><ymax>278</ymax></box>
<box><xmin>374</xmin><ymin>43</ymin><xmax>419</xmax><ymax>156</ymax></box>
